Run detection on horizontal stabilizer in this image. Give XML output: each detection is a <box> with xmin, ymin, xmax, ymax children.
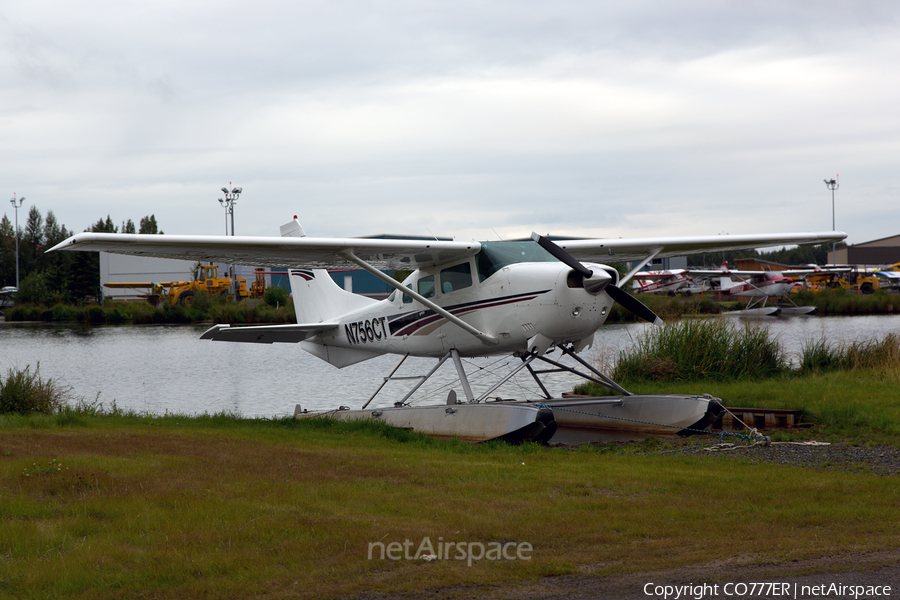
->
<box><xmin>200</xmin><ymin>323</ymin><xmax>338</xmax><ymax>344</ymax></box>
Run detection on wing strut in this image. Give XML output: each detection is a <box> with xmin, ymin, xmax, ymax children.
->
<box><xmin>338</xmin><ymin>250</ymin><xmax>499</xmax><ymax>347</ymax></box>
<box><xmin>617</xmin><ymin>247</ymin><xmax>663</xmax><ymax>288</ymax></box>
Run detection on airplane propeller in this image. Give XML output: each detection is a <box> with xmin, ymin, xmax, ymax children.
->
<box><xmin>531</xmin><ymin>232</ymin><xmax>664</xmax><ymax>326</ymax></box>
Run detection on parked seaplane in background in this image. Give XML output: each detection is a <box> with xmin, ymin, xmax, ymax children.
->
<box><xmin>631</xmin><ymin>269</ymin><xmax>692</xmax><ymax>295</ymax></box>
<box><xmin>0</xmin><ymin>286</ymin><xmax>16</xmax><ymax>310</ymax></box>
<box><xmin>49</xmin><ymin>222</ymin><xmax>845</xmax><ymax>443</ymax></box>
<box><xmin>687</xmin><ymin>262</ymin><xmax>850</xmax><ymax>316</ymax></box>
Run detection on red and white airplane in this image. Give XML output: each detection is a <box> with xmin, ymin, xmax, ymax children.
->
<box><xmin>688</xmin><ymin>262</ymin><xmax>846</xmax><ymax>315</ymax></box>
<box><xmin>631</xmin><ymin>269</ymin><xmax>692</xmax><ymax>295</ymax></box>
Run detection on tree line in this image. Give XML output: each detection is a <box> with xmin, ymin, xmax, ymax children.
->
<box><xmin>0</xmin><ymin>206</ymin><xmax>162</xmax><ymax>304</ymax></box>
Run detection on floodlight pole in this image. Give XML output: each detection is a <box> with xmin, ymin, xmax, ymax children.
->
<box><xmin>9</xmin><ymin>194</ymin><xmax>24</xmax><ymax>289</ymax></box>
<box><xmin>824</xmin><ymin>176</ymin><xmax>839</xmax><ymax>263</ymax></box>
<box><xmin>218</xmin><ymin>183</ymin><xmax>241</xmax><ymax>237</ymax></box>
<box><xmin>216</xmin><ymin>184</ymin><xmax>242</xmax><ymax>295</ymax></box>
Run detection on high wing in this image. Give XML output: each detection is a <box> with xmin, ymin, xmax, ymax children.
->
<box><xmin>49</xmin><ymin>230</ymin><xmax>847</xmax><ymax>271</ymax></box>
<box><xmin>687</xmin><ymin>266</ymin><xmax>851</xmax><ymax>277</ymax></box>
<box><xmin>556</xmin><ymin>232</ymin><xmax>846</xmax><ymax>264</ymax></box>
<box><xmin>48</xmin><ymin>233</ymin><xmax>481</xmax><ymax>270</ymax></box>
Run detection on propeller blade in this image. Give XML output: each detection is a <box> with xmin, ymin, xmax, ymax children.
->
<box><xmin>532</xmin><ymin>231</ymin><xmax>663</xmax><ymax>325</ymax></box>
<box><xmin>531</xmin><ymin>232</ymin><xmax>592</xmax><ymax>278</ymax></box>
<box><xmin>606</xmin><ymin>285</ymin><xmax>664</xmax><ymax>326</ymax></box>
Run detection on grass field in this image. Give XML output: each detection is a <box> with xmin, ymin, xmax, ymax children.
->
<box><xmin>2</xmin><ymin>379</ymin><xmax>900</xmax><ymax>600</ymax></box>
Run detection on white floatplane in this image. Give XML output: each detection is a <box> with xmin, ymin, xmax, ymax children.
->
<box><xmin>50</xmin><ymin>223</ymin><xmax>846</xmax><ymax>443</ymax></box>
<box><xmin>688</xmin><ymin>263</ymin><xmax>848</xmax><ymax>316</ymax></box>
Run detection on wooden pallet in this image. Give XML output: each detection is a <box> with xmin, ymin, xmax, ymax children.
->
<box><xmin>712</xmin><ymin>407</ymin><xmax>804</xmax><ymax>431</ymax></box>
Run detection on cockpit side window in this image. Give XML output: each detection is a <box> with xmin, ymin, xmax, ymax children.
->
<box><xmin>417</xmin><ymin>275</ymin><xmax>435</xmax><ymax>299</ymax></box>
<box><xmin>440</xmin><ymin>262</ymin><xmax>472</xmax><ymax>294</ymax></box>
<box><xmin>402</xmin><ymin>284</ymin><xmax>413</xmax><ymax>304</ymax></box>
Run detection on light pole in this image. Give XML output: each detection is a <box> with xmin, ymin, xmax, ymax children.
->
<box><xmin>217</xmin><ymin>183</ymin><xmax>242</xmax><ymax>237</ymax></box>
<box><xmin>824</xmin><ymin>175</ymin><xmax>839</xmax><ymax>264</ymax></box>
<box><xmin>216</xmin><ymin>184</ymin><xmax>242</xmax><ymax>295</ymax></box>
<box><xmin>9</xmin><ymin>194</ymin><xmax>24</xmax><ymax>289</ymax></box>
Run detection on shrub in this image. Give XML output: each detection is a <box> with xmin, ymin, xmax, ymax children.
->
<box><xmin>0</xmin><ymin>364</ymin><xmax>71</xmax><ymax>415</ymax></box>
<box><xmin>84</xmin><ymin>305</ymin><xmax>106</xmax><ymax>324</ymax></box>
<box><xmin>264</xmin><ymin>285</ymin><xmax>290</xmax><ymax>308</ymax></box>
<box><xmin>49</xmin><ymin>303</ymin><xmax>82</xmax><ymax>322</ymax></box>
<box><xmin>15</xmin><ymin>271</ymin><xmax>52</xmax><ymax>306</ymax></box>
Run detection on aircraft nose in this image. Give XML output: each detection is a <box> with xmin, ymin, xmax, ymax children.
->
<box><xmin>581</xmin><ymin>268</ymin><xmax>612</xmax><ymax>295</ymax></box>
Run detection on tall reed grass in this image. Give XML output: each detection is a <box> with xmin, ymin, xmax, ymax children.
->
<box><xmin>0</xmin><ymin>364</ymin><xmax>71</xmax><ymax>414</ymax></box>
<box><xmin>610</xmin><ymin>319</ymin><xmax>788</xmax><ymax>383</ymax></box>
<box><xmin>799</xmin><ymin>333</ymin><xmax>900</xmax><ymax>376</ymax></box>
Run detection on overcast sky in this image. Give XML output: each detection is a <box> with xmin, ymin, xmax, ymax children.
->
<box><xmin>2</xmin><ymin>1</ymin><xmax>898</xmax><ymax>246</ymax></box>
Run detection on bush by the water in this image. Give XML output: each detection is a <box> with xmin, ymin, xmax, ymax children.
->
<box><xmin>0</xmin><ymin>364</ymin><xmax>71</xmax><ymax>414</ymax></box>
<box><xmin>610</xmin><ymin>319</ymin><xmax>788</xmax><ymax>383</ymax></box>
<box><xmin>799</xmin><ymin>333</ymin><xmax>900</xmax><ymax>376</ymax></box>
<box><xmin>5</xmin><ymin>296</ymin><xmax>296</xmax><ymax>325</ymax></box>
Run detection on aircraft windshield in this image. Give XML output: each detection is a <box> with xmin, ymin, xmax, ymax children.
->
<box><xmin>475</xmin><ymin>241</ymin><xmax>558</xmax><ymax>281</ymax></box>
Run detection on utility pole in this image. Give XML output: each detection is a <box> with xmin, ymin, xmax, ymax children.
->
<box><xmin>824</xmin><ymin>175</ymin><xmax>839</xmax><ymax>264</ymax></box>
<box><xmin>9</xmin><ymin>193</ymin><xmax>24</xmax><ymax>289</ymax></box>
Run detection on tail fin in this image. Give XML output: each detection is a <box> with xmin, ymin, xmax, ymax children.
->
<box><xmin>288</xmin><ymin>269</ymin><xmax>376</xmax><ymax>323</ymax></box>
<box><xmin>280</xmin><ymin>216</ymin><xmax>306</xmax><ymax>238</ymax></box>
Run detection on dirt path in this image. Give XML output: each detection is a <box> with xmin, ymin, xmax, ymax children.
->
<box><xmin>354</xmin><ymin>550</ymin><xmax>900</xmax><ymax>599</ymax></box>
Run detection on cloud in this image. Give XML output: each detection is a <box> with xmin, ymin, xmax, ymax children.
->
<box><xmin>1</xmin><ymin>1</ymin><xmax>899</xmax><ymax>245</ymax></box>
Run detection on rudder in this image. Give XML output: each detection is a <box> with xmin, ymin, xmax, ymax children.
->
<box><xmin>288</xmin><ymin>269</ymin><xmax>377</xmax><ymax>323</ymax></box>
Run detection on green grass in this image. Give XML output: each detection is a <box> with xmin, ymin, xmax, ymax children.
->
<box><xmin>1</xmin><ymin>412</ymin><xmax>899</xmax><ymax>599</ymax></box>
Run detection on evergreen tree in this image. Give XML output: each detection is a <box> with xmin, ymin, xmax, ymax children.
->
<box><xmin>0</xmin><ymin>214</ymin><xmax>14</xmax><ymax>287</ymax></box>
<box><xmin>20</xmin><ymin>206</ymin><xmax>44</xmax><ymax>278</ymax></box>
<box><xmin>41</xmin><ymin>211</ymin><xmax>71</xmax><ymax>299</ymax></box>
<box><xmin>67</xmin><ymin>216</ymin><xmax>118</xmax><ymax>303</ymax></box>
<box><xmin>124</xmin><ymin>219</ymin><xmax>136</xmax><ymax>234</ymax></box>
<box><xmin>139</xmin><ymin>214</ymin><xmax>161</xmax><ymax>234</ymax></box>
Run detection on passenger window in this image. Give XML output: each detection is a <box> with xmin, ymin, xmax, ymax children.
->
<box><xmin>402</xmin><ymin>284</ymin><xmax>413</xmax><ymax>304</ymax></box>
<box><xmin>440</xmin><ymin>262</ymin><xmax>472</xmax><ymax>294</ymax></box>
<box><xmin>417</xmin><ymin>275</ymin><xmax>435</xmax><ymax>299</ymax></box>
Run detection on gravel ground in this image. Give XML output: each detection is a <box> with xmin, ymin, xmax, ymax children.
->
<box><xmin>667</xmin><ymin>438</ymin><xmax>900</xmax><ymax>476</ymax></box>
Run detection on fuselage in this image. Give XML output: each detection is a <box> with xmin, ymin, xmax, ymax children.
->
<box><xmin>633</xmin><ymin>270</ymin><xmax>690</xmax><ymax>294</ymax></box>
<box><xmin>721</xmin><ymin>271</ymin><xmax>794</xmax><ymax>298</ymax></box>
<box><xmin>310</xmin><ymin>259</ymin><xmax>616</xmax><ymax>359</ymax></box>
